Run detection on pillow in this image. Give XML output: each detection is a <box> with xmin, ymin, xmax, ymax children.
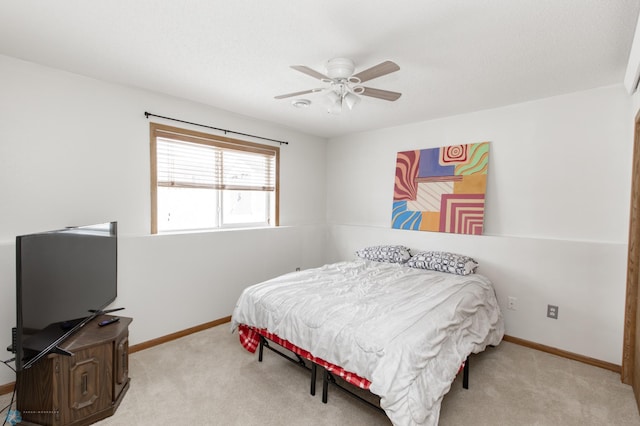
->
<box><xmin>355</xmin><ymin>245</ymin><xmax>411</xmax><ymax>264</ymax></box>
<box><xmin>407</xmin><ymin>251</ymin><xmax>478</xmax><ymax>275</ymax></box>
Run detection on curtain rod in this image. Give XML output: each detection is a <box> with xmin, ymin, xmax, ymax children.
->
<box><xmin>144</xmin><ymin>112</ymin><xmax>289</xmax><ymax>145</ymax></box>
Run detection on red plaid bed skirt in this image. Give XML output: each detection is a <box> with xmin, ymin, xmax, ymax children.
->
<box><xmin>238</xmin><ymin>324</ymin><xmax>371</xmax><ymax>389</ymax></box>
<box><xmin>238</xmin><ymin>324</ymin><xmax>466</xmax><ymax>391</ymax></box>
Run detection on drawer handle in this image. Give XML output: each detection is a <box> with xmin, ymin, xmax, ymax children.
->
<box><xmin>81</xmin><ymin>373</ymin><xmax>88</xmax><ymax>395</ymax></box>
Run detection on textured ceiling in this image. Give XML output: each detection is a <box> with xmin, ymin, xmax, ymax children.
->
<box><xmin>1</xmin><ymin>1</ymin><xmax>639</xmax><ymax>138</ymax></box>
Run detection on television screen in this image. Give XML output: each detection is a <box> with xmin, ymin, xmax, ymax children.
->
<box><xmin>16</xmin><ymin>222</ymin><xmax>117</xmax><ymax>371</ymax></box>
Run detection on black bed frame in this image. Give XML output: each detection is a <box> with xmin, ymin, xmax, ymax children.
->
<box><xmin>257</xmin><ymin>335</ymin><xmax>470</xmax><ymax>414</ymax></box>
<box><xmin>257</xmin><ymin>335</ymin><xmax>319</xmax><ymax>396</ymax></box>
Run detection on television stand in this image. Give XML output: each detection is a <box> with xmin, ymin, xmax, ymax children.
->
<box><xmin>16</xmin><ymin>315</ymin><xmax>132</xmax><ymax>426</ymax></box>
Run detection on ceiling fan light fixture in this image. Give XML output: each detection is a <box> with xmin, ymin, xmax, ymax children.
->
<box><xmin>276</xmin><ymin>58</ymin><xmax>401</xmax><ymax>112</ymax></box>
<box><xmin>344</xmin><ymin>92</ymin><xmax>360</xmax><ymax>110</ymax></box>
<box><xmin>328</xmin><ymin>97</ymin><xmax>343</xmax><ymax>114</ymax></box>
<box><xmin>325</xmin><ymin>90</ymin><xmax>340</xmax><ymax>104</ymax></box>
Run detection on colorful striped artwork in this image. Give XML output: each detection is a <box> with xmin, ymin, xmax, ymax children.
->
<box><xmin>392</xmin><ymin>142</ymin><xmax>489</xmax><ymax>235</ymax></box>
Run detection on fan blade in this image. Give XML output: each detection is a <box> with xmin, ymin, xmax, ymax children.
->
<box><xmin>360</xmin><ymin>87</ymin><xmax>402</xmax><ymax>101</ymax></box>
<box><xmin>274</xmin><ymin>88</ymin><xmax>323</xmax><ymax>99</ymax></box>
<box><xmin>353</xmin><ymin>61</ymin><xmax>400</xmax><ymax>83</ymax></box>
<box><xmin>290</xmin><ymin>65</ymin><xmax>329</xmax><ymax>80</ymax></box>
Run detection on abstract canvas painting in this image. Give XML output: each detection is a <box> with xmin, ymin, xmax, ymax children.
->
<box><xmin>392</xmin><ymin>142</ymin><xmax>489</xmax><ymax>235</ymax></box>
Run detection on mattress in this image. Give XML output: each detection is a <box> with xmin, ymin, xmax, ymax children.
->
<box><xmin>231</xmin><ymin>259</ymin><xmax>504</xmax><ymax>426</ymax></box>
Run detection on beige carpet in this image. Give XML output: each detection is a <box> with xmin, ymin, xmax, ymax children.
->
<box><xmin>2</xmin><ymin>324</ymin><xmax>639</xmax><ymax>425</ymax></box>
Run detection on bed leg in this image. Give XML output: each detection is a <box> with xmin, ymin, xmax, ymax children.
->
<box><xmin>311</xmin><ymin>363</ymin><xmax>317</xmax><ymax>396</ymax></box>
<box><xmin>322</xmin><ymin>368</ymin><xmax>329</xmax><ymax>403</ymax></box>
<box><xmin>463</xmin><ymin>356</ymin><xmax>469</xmax><ymax>389</ymax></box>
<box><xmin>258</xmin><ymin>336</ymin><xmax>265</xmax><ymax>362</ymax></box>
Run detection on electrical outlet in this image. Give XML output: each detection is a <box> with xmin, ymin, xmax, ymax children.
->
<box><xmin>507</xmin><ymin>296</ymin><xmax>517</xmax><ymax>311</ymax></box>
<box><xmin>547</xmin><ymin>304</ymin><xmax>559</xmax><ymax>319</ymax></box>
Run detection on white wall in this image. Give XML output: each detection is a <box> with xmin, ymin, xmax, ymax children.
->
<box><xmin>0</xmin><ymin>55</ymin><xmax>328</xmax><ymax>385</ymax></box>
<box><xmin>0</xmin><ymin>52</ymin><xmax>633</xmax><ymax>387</ymax></box>
<box><xmin>325</xmin><ymin>85</ymin><xmax>634</xmax><ymax>365</ymax></box>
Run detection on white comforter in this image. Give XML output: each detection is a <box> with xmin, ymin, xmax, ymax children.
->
<box><xmin>231</xmin><ymin>260</ymin><xmax>504</xmax><ymax>426</ymax></box>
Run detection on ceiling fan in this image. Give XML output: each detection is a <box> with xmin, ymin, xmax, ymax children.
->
<box><xmin>275</xmin><ymin>58</ymin><xmax>401</xmax><ymax>113</ymax></box>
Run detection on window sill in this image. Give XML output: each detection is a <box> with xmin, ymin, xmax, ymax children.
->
<box><xmin>153</xmin><ymin>225</ymin><xmax>279</xmax><ymax>236</ymax></box>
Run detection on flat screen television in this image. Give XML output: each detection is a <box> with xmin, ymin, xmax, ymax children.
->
<box><xmin>15</xmin><ymin>221</ymin><xmax>118</xmax><ymax>371</ymax></box>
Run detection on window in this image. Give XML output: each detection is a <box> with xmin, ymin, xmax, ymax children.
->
<box><xmin>150</xmin><ymin>123</ymin><xmax>279</xmax><ymax>233</ymax></box>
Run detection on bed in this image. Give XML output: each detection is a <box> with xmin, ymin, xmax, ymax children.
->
<box><xmin>231</xmin><ymin>253</ymin><xmax>504</xmax><ymax>426</ymax></box>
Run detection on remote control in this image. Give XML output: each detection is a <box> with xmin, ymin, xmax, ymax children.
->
<box><xmin>98</xmin><ymin>317</ymin><xmax>120</xmax><ymax>327</ymax></box>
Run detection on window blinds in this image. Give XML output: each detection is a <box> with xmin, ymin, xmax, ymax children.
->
<box><xmin>156</xmin><ymin>137</ymin><xmax>276</xmax><ymax>191</ymax></box>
